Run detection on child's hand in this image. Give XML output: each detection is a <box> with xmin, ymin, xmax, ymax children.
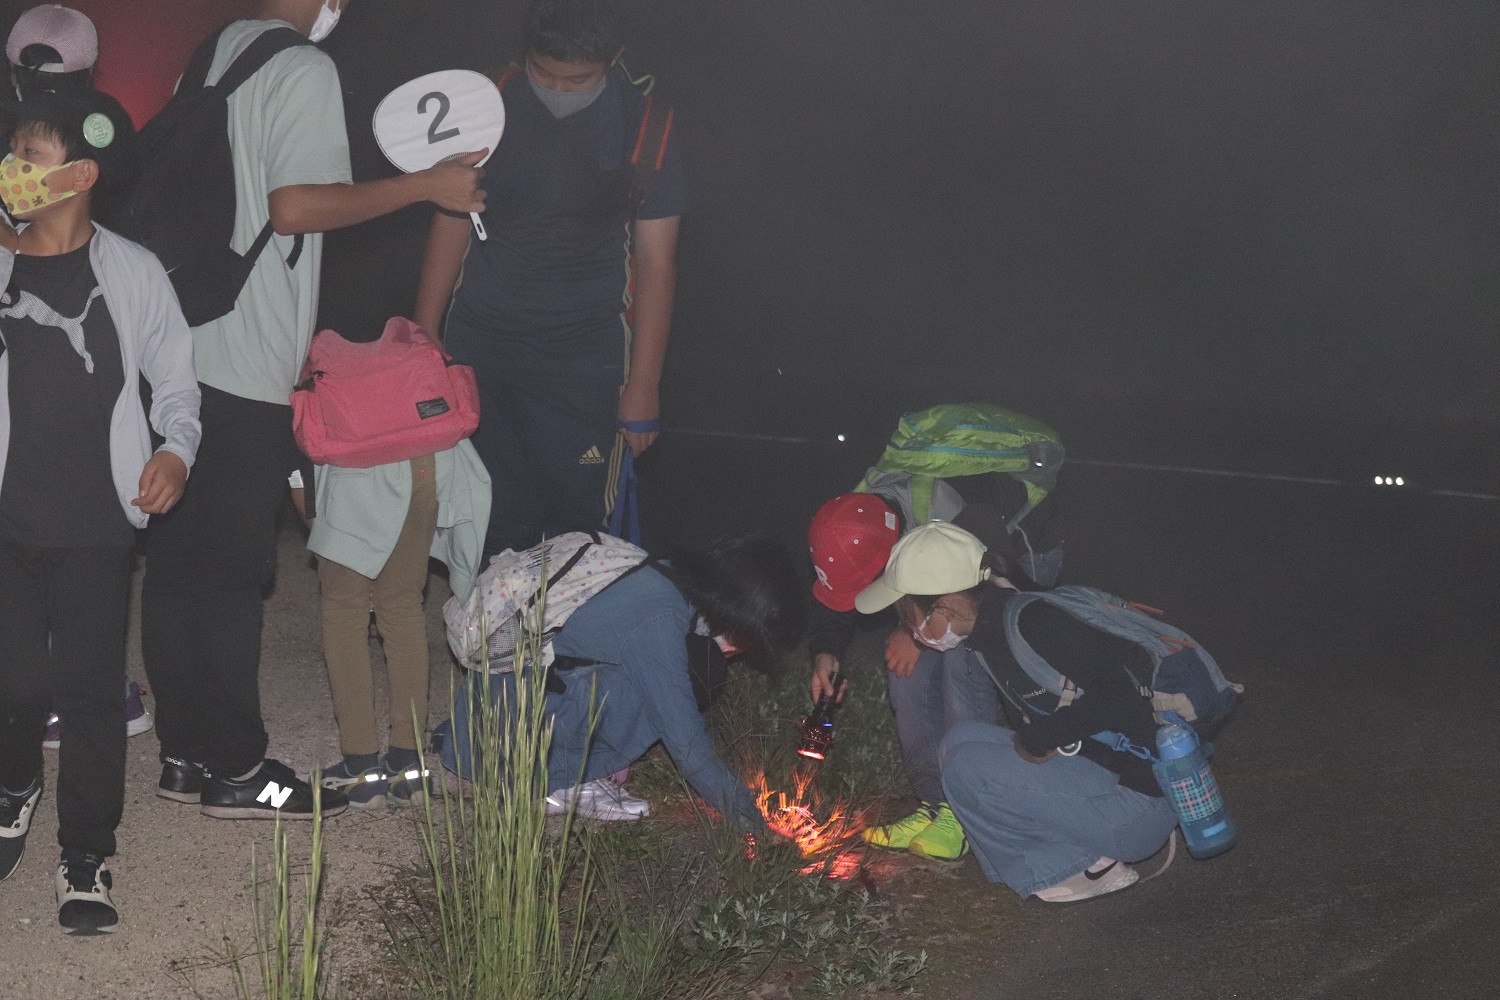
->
<box><xmin>884</xmin><ymin>628</ymin><xmax>922</xmax><ymax>677</ymax></box>
<box><xmin>133</xmin><ymin>451</ymin><xmax>188</xmax><ymax>515</ymax></box>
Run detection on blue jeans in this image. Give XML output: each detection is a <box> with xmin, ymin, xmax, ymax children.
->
<box><xmin>940</xmin><ymin>722</ymin><xmax>1177</xmax><ymax>897</ymax></box>
<box><xmin>887</xmin><ymin>646</ymin><xmax>1000</xmax><ymax>805</ymax></box>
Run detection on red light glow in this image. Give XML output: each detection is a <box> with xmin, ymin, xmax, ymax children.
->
<box><xmin>750</xmin><ymin>768</ymin><xmax>864</xmax><ymax>879</ymax></box>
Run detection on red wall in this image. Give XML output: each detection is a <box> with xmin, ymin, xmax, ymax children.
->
<box><xmin>65</xmin><ymin>0</ymin><xmax>257</xmax><ymax>126</ymax></box>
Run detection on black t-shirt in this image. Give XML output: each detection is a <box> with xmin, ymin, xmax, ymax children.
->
<box><xmin>446</xmin><ymin>71</ymin><xmax>688</xmax><ymax>350</ymax></box>
<box><xmin>0</xmin><ymin>237</ymin><xmax>132</xmax><ymax>547</ymax></box>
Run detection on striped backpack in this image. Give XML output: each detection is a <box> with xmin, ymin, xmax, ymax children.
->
<box><xmin>856</xmin><ymin>403</ymin><xmax>1065</xmax><ymax>528</ymax></box>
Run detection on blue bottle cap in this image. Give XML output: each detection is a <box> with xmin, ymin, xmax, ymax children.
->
<box><xmin>1155</xmin><ymin>722</ymin><xmax>1199</xmax><ymax>761</ymax></box>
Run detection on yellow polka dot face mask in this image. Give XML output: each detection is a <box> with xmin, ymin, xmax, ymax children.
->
<box><xmin>0</xmin><ymin>154</ymin><xmax>81</xmax><ymax>217</ymax></box>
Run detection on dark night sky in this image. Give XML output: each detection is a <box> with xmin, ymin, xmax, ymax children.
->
<box><xmin>324</xmin><ymin>0</ymin><xmax>1500</xmax><ymax>490</ymax></box>
<box><xmin>6</xmin><ymin>0</ymin><xmax>1495</xmax><ymax>489</ymax></box>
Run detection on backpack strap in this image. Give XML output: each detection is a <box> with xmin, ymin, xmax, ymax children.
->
<box><xmin>492</xmin><ymin>65</ymin><xmax>519</xmax><ymax>90</ymax></box>
<box><xmin>523</xmin><ymin>531</ymin><xmax>602</xmax><ymax>616</ymax></box>
<box><xmin>211</xmin><ymin>26</ymin><xmax>313</xmax><ymax>96</ymax></box>
<box><xmin>628</xmin><ymin>92</ymin><xmax>673</xmax><ymax>214</ymax></box>
<box><xmin>197</xmin><ymin>26</ymin><xmax>312</xmax><ymax>273</ymax></box>
<box><xmin>179</xmin><ymin>26</ymin><xmax>229</xmax><ymax>94</ymax></box>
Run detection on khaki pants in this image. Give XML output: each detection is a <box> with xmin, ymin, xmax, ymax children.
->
<box><xmin>318</xmin><ymin>455</ymin><xmax>439</xmax><ymax>756</ymax></box>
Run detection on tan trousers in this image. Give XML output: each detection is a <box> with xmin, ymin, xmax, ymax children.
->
<box><xmin>317</xmin><ymin>455</ymin><xmax>439</xmax><ymax>756</ymax></box>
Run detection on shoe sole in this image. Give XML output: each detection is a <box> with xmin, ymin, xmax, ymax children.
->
<box><xmin>127</xmin><ymin>716</ymin><xmax>154</xmax><ymax>738</ymax></box>
<box><xmin>156</xmin><ymin>787</ymin><xmax>201</xmax><ymax>804</ymax></box>
<box><xmin>59</xmin><ymin>911</ymin><xmax>119</xmax><ymax>935</ymax></box>
<box><xmin>201</xmin><ymin>801</ymin><xmax>350</xmax><ymax>820</ymax></box>
<box><xmin>907</xmin><ymin>842</ymin><xmax>970</xmax><ymax>862</ymax></box>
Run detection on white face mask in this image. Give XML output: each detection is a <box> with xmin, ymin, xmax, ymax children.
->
<box><xmin>308</xmin><ymin>0</ymin><xmax>343</xmax><ymax>43</ymax></box>
<box><xmin>527</xmin><ymin>70</ymin><xmax>606</xmax><ymax>119</ymax></box>
<box><xmin>912</xmin><ymin>615</ymin><xmax>965</xmax><ymax>651</ymax></box>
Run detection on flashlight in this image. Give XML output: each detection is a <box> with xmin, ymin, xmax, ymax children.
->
<box><xmin>796</xmin><ymin>672</ymin><xmax>843</xmax><ymax>761</ymax></box>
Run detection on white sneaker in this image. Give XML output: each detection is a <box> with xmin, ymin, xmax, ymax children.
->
<box><xmin>1033</xmin><ymin>858</ymin><xmax>1139</xmax><ymax>903</ymax></box>
<box><xmin>545</xmin><ymin>778</ymin><xmax>651</xmax><ymax>821</ymax></box>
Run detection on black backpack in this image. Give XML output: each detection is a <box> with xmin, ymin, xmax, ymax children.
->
<box><xmin>109</xmin><ymin>26</ymin><xmax>312</xmax><ymax>327</ymax></box>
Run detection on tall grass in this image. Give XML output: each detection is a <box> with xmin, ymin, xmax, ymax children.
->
<box><xmin>395</xmin><ymin>599</ymin><xmax>603</xmax><ymax>999</ymax></box>
<box><xmin>232</xmin><ymin>785</ymin><xmax>327</xmax><ymax>1000</ymax></box>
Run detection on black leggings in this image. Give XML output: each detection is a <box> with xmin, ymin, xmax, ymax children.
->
<box><xmin>0</xmin><ymin>541</ymin><xmax>131</xmax><ymax>857</ymax></box>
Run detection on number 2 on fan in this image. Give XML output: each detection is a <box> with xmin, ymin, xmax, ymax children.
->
<box><xmin>418</xmin><ymin>92</ymin><xmax>461</xmax><ymax>144</ymax></box>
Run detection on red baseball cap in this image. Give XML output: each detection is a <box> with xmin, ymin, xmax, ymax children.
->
<box><xmin>808</xmin><ymin>493</ymin><xmax>901</xmax><ymax>612</ymax></box>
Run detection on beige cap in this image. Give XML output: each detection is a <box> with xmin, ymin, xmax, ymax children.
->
<box><xmin>854</xmin><ymin>521</ymin><xmax>990</xmax><ymax>614</ymax></box>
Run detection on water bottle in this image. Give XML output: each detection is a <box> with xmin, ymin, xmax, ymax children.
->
<box><xmin>1152</xmin><ymin>715</ymin><xmax>1237</xmax><ymax>860</ymax></box>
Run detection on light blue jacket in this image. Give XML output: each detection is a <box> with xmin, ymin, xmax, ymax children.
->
<box><xmin>307</xmin><ymin>439</ymin><xmax>491</xmax><ymax>599</ymax></box>
<box><xmin>0</xmin><ymin>225</ymin><xmax>201</xmax><ymax>528</ymax></box>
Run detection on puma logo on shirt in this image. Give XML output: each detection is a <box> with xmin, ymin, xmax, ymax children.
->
<box><xmin>0</xmin><ymin>286</ymin><xmax>104</xmax><ymax>373</ymax></box>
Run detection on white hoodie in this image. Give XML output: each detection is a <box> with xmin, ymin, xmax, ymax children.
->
<box><xmin>0</xmin><ymin>224</ymin><xmax>201</xmax><ymax>528</ymax></box>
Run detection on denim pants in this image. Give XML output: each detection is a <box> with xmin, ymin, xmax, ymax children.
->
<box><xmin>940</xmin><ymin>721</ymin><xmax>1177</xmax><ymax>897</ymax></box>
<box><xmin>886</xmin><ymin>645</ymin><xmax>1000</xmax><ymax>805</ymax></box>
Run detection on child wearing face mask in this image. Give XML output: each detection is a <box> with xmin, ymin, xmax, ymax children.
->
<box><xmin>856</xmin><ymin>523</ymin><xmax>1178</xmax><ymax>904</ymax></box>
<box><xmin>0</xmin><ymin>90</ymin><xmax>201</xmax><ymax>935</ymax></box>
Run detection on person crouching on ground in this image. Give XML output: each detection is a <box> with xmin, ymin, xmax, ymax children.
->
<box><xmin>0</xmin><ymin>90</ymin><xmax>200</xmax><ymax>934</ymax></box>
<box><xmin>854</xmin><ymin>522</ymin><xmax>1175</xmax><ymax>903</ymax></box>
<box><xmin>438</xmin><ymin>536</ymin><xmax>806</xmax><ymax>828</ymax></box>
<box><xmin>309</xmin><ymin>434</ymin><xmax>490</xmax><ymax>810</ymax></box>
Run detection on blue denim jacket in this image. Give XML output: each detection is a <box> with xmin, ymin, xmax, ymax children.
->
<box><xmin>440</xmin><ymin>566</ymin><xmax>760</xmax><ymax>829</ymax></box>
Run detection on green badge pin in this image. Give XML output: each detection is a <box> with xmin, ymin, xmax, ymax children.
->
<box><xmin>82</xmin><ymin>112</ymin><xmax>114</xmax><ymax>149</ymax></box>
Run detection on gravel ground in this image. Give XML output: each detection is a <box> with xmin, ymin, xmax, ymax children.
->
<box><xmin>6</xmin><ymin>523</ymin><xmax>457</xmax><ymax>1000</ymax></box>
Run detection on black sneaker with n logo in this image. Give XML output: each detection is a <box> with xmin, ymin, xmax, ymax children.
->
<box><xmin>200</xmin><ymin>758</ymin><xmax>349</xmax><ymax>820</ymax></box>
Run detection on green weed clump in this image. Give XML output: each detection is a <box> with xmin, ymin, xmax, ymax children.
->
<box><xmin>394</xmin><ymin>605</ymin><xmax>602</xmax><ymax>1000</ymax></box>
<box><xmin>222</xmin><ymin>593</ymin><xmax>928</xmax><ymax>999</ymax></box>
<box><xmin>231</xmin><ymin>788</ymin><xmax>327</xmax><ymax>1000</ymax></box>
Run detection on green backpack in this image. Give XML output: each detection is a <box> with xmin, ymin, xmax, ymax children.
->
<box><xmin>857</xmin><ymin>403</ymin><xmax>1065</xmax><ymax>526</ymax></box>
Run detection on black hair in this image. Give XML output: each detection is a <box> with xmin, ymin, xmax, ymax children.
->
<box><xmin>14</xmin><ymin>44</ymin><xmax>92</xmax><ymax>100</ymax></box>
<box><xmin>522</xmin><ymin>0</ymin><xmax>619</xmax><ymax>66</ymax></box>
<box><xmin>672</xmin><ymin>535</ymin><xmax>808</xmax><ymax>663</ymax></box>
<box><xmin>9</xmin><ymin>116</ymin><xmax>106</xmax><ymax>217</ymax></box>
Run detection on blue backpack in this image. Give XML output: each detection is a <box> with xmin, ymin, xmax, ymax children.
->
<box><xmin>994</xmin><ymin>586</ymin><xmax>1243</xmax><ymax>754</ymax></box>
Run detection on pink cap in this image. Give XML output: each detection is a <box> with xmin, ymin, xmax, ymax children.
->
<box><xmin>7</xmin><ymin>5</ymin><xmax>98</xmax><ymax>74</ymax></box>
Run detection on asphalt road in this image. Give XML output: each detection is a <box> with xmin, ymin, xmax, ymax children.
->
<box><xmin>643</xmin><ymin>433</ymin><xmax>1500</xmax><ymax>1000</ymax></box>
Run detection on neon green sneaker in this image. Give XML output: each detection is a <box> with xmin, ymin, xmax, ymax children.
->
<box><xmin>907</xmin><ymin>803</ymin><xmax>969</xmax><ymax>861</ymax></box>
<box><xmin>862</xmin><ymin>803</ymin><xmax>938</xmax><ymax>850</ymax></box>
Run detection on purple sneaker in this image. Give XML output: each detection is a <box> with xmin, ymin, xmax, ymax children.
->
<box><xmin>125</xmin><ymin>682</ymin><xmax>153</xmax><ymax>738</ymax></box>
<box><xmin>41</xmin><ymin>683</ymin><xmax>152</xmax><ymax>751</ymax></box>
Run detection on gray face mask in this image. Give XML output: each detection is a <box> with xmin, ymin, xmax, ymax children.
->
<box><xmin>528</xmin><ymin>71</ymin><xmax>606</xmax><ymax>119</ymax></box>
